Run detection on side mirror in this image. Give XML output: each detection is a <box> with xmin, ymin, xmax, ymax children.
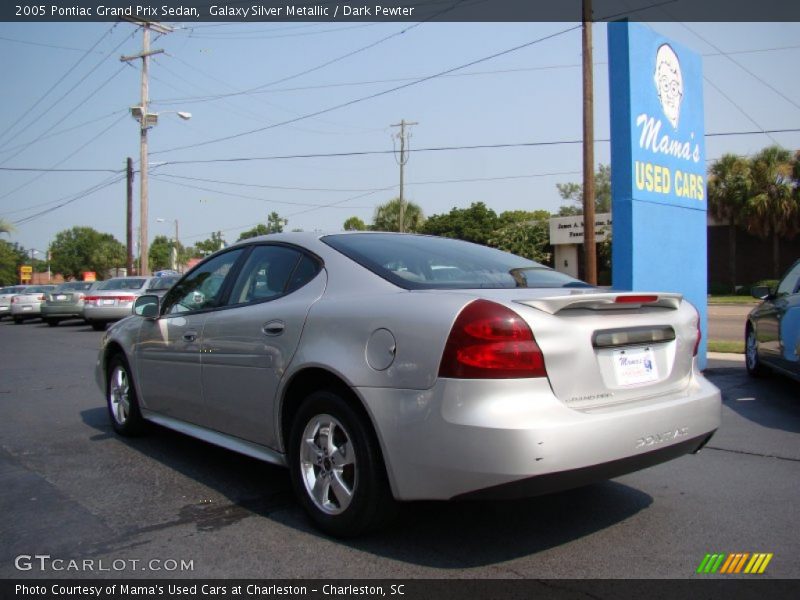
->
<box><xmin>751</xmin><ymin>286</ymin><xmax>771</xmax><ymax>300</ymax></box>
<box><xmin>134</xmin><ymin>294</ymin><xmax>160</xmax><ymax>319</ymax></box>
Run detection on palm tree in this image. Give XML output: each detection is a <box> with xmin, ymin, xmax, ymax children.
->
<box><xmin>0</xmin><ymin>218</ymin><xmax>14</xmax><ymax>237</ymax></box>
<box><xmin>707</xmin><ymin>154</ymin><xmax>751</xmax><ymax>293</ymax></box>
<box><xmin>372</xmin><ymin>198</ymin><xmax>425</xmax><ymax>232</ymax></box>
<box><xmin>745</xmin><ymin>146</ymin><xmax>799</xmax><ymax>278</ymax></box>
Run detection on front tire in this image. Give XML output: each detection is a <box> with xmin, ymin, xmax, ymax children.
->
<box><xmin>106</xmin><ymin>355</ymin><xmax>145</xmax><ymax>436</ymax></box>
<box><xmin>745</xmin><ymin>325</ymin><xmax>766</xmax><ymax>377</ymax></box>
<box><xmin>288</xmin><ymin>390</ymin><xmax>396</xmax><ymax>537</ymax></box>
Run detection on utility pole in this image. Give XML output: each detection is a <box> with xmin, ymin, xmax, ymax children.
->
<box><xmin>120</xmin><ymin>20</ymin><xmax>170</xmax><ymax>276</ymax></box>
<box><xmin>126</xmin><ymin>157</ymin><xmax>134</xmax><ymax>275</ymax></box>
<box><xmin>390</xmin><ymin>119</ymin><xmax>418</xmax><ymax>233</ymax></box>
<box><xmin>582</xmin><ymin>0</ymin><xmax>597</xmax><ymax>285</ymax></box>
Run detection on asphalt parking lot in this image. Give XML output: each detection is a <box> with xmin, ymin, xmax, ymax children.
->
<box><xmin>1</xmin><ymin>318</ymin><xmax>798</xmax><ymax>580</ymax></box>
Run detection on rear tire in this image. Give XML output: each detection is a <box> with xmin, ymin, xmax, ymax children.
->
<box><xmin>745</xmin><ymin>325</ymin><xmax>766</xmax><ymax>377</ymax></box>
<box><xmin>106</xmin><ymin>355</ymin><xmax>145</xmax><ymax>436</ymax></box>
<box><xmin>90</xmin><ymin>321</ymin><xmax>106</xmax><ymax>331</ymax></box>
<box><xmin>13</xmin><ymin>317</ymin><xmax>23</xmax><ymax>325</ymax></box>
<box><xmin>288</xmin><ymin>390</ymin><xmax>396</xmax><ymax>537</ymax></box>
<box><xmin>46</xmin><ymin>319</ymin><xmax>59</xmax><ymax>327</ymax></box>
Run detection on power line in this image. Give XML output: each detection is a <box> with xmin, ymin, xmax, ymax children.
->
<box><xmin>4</xmin><ymin>127</ymin><xmax>799</xmax><ymax>174</ymax></box>
<box><xmin>678</xmin><ymin>22</ymin><xmax>800</xmax><ymax>115</ymax></box>
<box><xmin>0</xmin><ymin>109</ymin><xmax>127</xmax><ymax>157</ymax></box>
<box><xmin>154</xmin><ymin>44</ymin><xmax>800</xmax><ymax>106</ymax></box>
<box><xmin>0</xmin><ymin>65</ymin><xmax>129</xmax><ymax>167</ymax></box>
<box><xmin>0</xmin><ymin>35</ymin><xmax>106</xmax><ymax>54</ymax></box>
<box><xmin>0</xmin><ymin>24</ymin><xmax>117</xmax><ymax>147</ymax></box>
<box><xmin>10</xmin><ymin>174</ymin><xmax>126</xmax><ymax>225</ymax></box>
<box><xmin>0</xmin><ymin>113</ymin><xmax>128</xmax><ymax>203</ymax></box>
<box><xmin>152</xmin><ymin>24</ymin><xmax>582</xmax><ymax>156</ymax></box>
<box><xmin>149</xmin><ymin>173</ymin><xmax>385</xmax><ymax>208</ymax></box>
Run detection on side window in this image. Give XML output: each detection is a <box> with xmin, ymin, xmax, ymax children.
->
<box><xmin>776</xmin><ymin>263</ymin><xmax>800</xmax><ymax>297</ymax></box>
<box><xmin>162</xmin><ymin>249</ymin><xmax>244</xmax><ymax>314</ymax></box>
<box><xmin>228</xmin><ymin>246</ymin><xmax>319</xmax><ymax>306</ymax></box>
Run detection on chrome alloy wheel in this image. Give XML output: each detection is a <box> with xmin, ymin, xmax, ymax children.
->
<box><xmin>108</xmin><ymin>364</ymin><xmax>131</xmax><ymax>426</ymax></box>
<box><xmin>299</xmin><ymin>414</ymin><xmax>357</xmax><ymax>515</ymax></box>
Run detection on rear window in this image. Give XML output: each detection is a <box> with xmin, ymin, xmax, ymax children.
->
<box><xmin>97</xmin><ymin>278</ymin><xmax>147</xmax><ymax>291</ymax></box>
<box><xmin>322</xmin><ymin>233</ymin><xmax>591</xmax><ymax>290</ymax></box>
<box><xmin>55</xmin><ymin>282</ymin><xmax>94</xmax><ymax>292</ymax></box>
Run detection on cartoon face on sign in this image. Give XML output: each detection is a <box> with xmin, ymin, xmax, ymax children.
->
<box><xmin>654</xmin><ymin>44</ymin><xmax>683</xmax><ymax>129</ymax></box>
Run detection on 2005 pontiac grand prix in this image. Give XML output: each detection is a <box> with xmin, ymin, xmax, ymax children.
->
<box><xmin>97</xmin><ymin>232</ymin><xmax>721</xmax><ymax>537</ymax></box>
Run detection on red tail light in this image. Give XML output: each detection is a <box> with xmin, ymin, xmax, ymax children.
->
<box><xmin>84</xmin><ymin>295</ymin><xmax>135</xmax><ymax>304</ymax></box>
<box><xmin>439</xmin><ymin>299</ymin><xmax>547</xmax><ymax>379</ymax></box>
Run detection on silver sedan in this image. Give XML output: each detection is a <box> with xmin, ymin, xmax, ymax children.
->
<box><xmin>96</xmin><ymin>233</ymin><xmax>721</xmax><ymax>537</ymax></box>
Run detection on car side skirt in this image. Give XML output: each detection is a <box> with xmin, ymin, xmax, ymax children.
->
<box><xmin>454</xmin><ymin>431</ymin><xmax>715</xmax><ymax>501</ymax></box>
<box><xmin>142</xmin><ymin>410</ymin><xmax>287</xmax><ymax>467</ymax></box>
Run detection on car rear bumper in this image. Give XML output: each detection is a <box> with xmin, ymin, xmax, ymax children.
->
<box><xmin>10</xmin><ymin>304</ymin><xmax>41</xmax><ymax>317</ymax></box>
<box><xmin>357</xmin><ymin>370</ymin><xmax>721</xmax><ymax>501</ymax></box>
<box><xmin>83</xmin><ymin>305</ymin><xmax>132</xmax><ymax>321</ymax></box>
<box><xmin>41</xmin><ymin>305</ymin><xmax>83</xmax><ymax>318</ymax></box>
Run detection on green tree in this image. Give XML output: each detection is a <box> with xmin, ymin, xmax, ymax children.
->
<box><xmin>556</xmin><ymin>164</ymin><xmax>612</xmax><ymax>215</ymax></box>
<box><xmin>420</xmin><ymin>202</ymin><xmax>497</xmax><ymax>244</ymax></box>
<box><xmin>148</xmin><ymin>235</ymin><xmax>187</xmax><ymax>271</ymax></box>
<box><xmin>488</xmin><ymin>218</ymin><xmax>551</xmax><ymax>263</ymax></box>
<box><xmin>745</xmin><ymin>146</ymin><xmax>799</xmax><ymax>278</ymax></box>
<box><xmin>0</xmin><ymin>218</ymin><xmax>15</xmax><ymax>238</ymax></box>
<box><xmin>50</xmin><ymin>227</ymin><xmax>125</xmax><ymax>280</ymax></box>
<box><xmin>239</xmin><ymin>211</ymin><xmax>288</xmax><ymax>241</ymax></box>
<box><xmin>193</xmin><ymin>232</ymin><xmax>227</xmax><ymax>256</ymax></box>
<box><xmin>372</xmin><ymin>198</ymin><xmax>425</xmax><ymax>232</ymax></box>
<box><xmin>707</xmin><ymin>154</ymin><xmax>751</xmax><ymax>293</ymax></box>
<box><xmin>343</xmin><ymin>216</ymin><xmax>367</xmax><ymax>231</ymax></box>
<box><xmin>238</xmin><ymin>223</ymin><xmax>270</xmax><ymax>241</ymax></box>
<box><xmin>0</xmin><ymin>241</ymin><xmax>27</xmax><ymax>285</ymax></box>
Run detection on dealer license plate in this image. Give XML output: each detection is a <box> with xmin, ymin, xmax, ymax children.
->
<box><xmin>612</xmin><ymin>347</ymin><xmax>659</xmax><ymax>386</ymax></box>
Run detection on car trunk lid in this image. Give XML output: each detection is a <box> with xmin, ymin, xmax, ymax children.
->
<box><xmin>511</xmin><ymin>291</ymin><xmax>697</xmax><ymax>409</ymax></box>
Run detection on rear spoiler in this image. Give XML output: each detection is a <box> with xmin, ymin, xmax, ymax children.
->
<box><xmin>516</xmin><ymin>292</ymin><xmax>683</xmax><ymax>315</ymax></box>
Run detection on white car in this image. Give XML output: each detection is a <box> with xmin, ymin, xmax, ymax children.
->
<box><xmin>9</xmin><ymin>285</ymin><xmax>56</xmax><ymax>324</ymax></box>
<box><xmin>0</xmin><ymin>285</ymin><xmax>28</xmax><ymax>320</ymax></box>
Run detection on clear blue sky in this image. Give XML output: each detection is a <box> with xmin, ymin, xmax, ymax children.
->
<box><xmin>1</xmin><ymin>20</ymin><xmax>799</xmax><ymax>254</ymax></box>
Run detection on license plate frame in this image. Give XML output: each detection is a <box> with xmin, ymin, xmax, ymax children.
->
<box><xmin>612</xmin><ymin>346</ymin><xmax>659</xmax><ymax>386</ymax></box>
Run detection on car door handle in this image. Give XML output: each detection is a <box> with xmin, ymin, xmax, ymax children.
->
<box><xmin>262</xmin><ymin>320</ymin><xmax>285</xmax><ymax>336</ymax></box>
<box><xmin>183</xmin><ymin>331</ymin><xmax>198</xmax><ymax>342</ymax></box>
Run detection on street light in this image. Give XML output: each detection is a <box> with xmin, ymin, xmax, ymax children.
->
<box><xmin>130</xmin><ymin>106</ymin><xmax>191</xmax><ymax>276</ymax></box>
<box><xmin>156</xmin><ymin>217</ymin><xmax>180</xmax><ymax>272</ymax></box>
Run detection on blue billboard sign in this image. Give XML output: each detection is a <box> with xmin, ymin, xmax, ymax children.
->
<box><xmin>608</xmin><ymin>22</ymin><xmax>708</xmax><ymax>367</ymax></box>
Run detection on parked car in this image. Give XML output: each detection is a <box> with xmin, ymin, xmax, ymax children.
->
<box><xmin>0</xmin><ymin>285</ymin><xmax>28</xmax><ymax>320</ymax></box>
<box><xmin>97</xmin><ymin>233</ymin><xmax>721</xmax><ymax>537</ymax></box>
<box><xmin>9</xmin><ymin>285</ymin><xmax>57</xmax><ymax>324</ymax></box>
<box><xmin>746</xmin><ymin>258</ymin><xmax>800</xmax><ymax>382</ymax></box>
<box><xmin>83</xmin><ymin>277</ymin><xmax>153</xmax><ymax>331</ymax></box>
<box><xmin>41</xmin><ymin>281</ymin><xmax>98</xmax><ymax>326</ymax></box>
<box><xmin>145</xmin><ymin>275</ymin><xmax>180</xmax><ymax>299</ymax></box>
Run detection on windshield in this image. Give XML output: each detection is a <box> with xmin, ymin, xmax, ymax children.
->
<box><xmin>97</xmin><ymin>278</ymin><xmax>147</xmax><ymax>291</ymax></box>
<box><xmin>323</xmin><ymin>233</ymin><xmax>592</xmax><ymax>290</ymax></box>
